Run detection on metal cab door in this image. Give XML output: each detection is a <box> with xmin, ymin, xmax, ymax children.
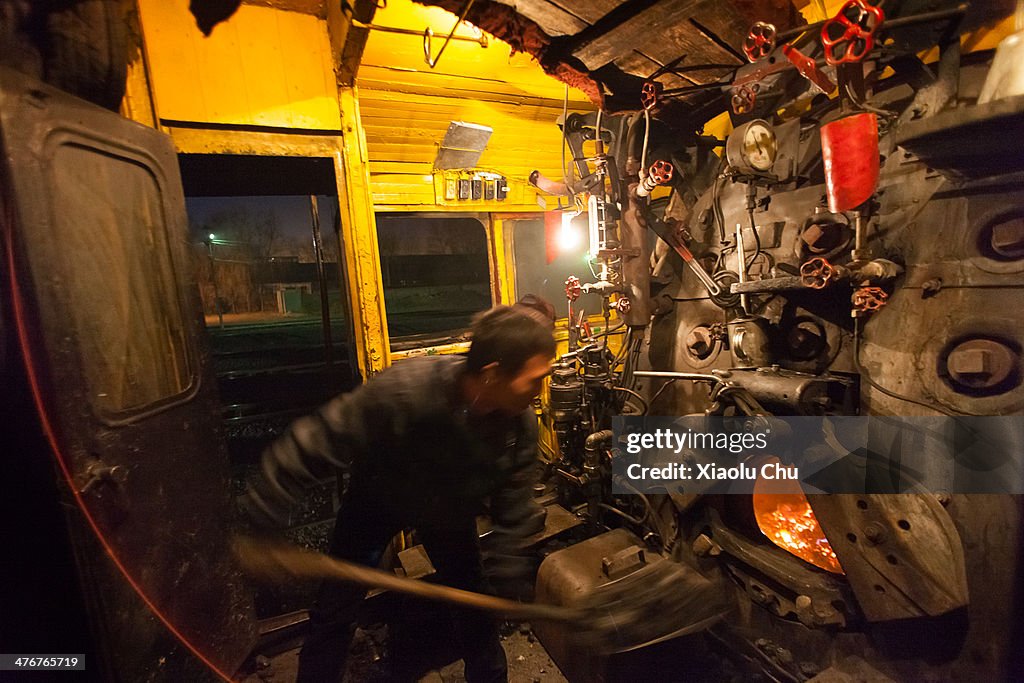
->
<box><xmin>0</xmin><ymin>68</ymin><xmax>256</xmax><ymax>680</ymax></box>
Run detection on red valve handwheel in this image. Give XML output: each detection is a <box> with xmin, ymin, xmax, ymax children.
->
<box><xmin>852</xmin><ymin>286</ymin><xmax>887</xmax><ymax>311</ymax></box>
<box><xmin>731</xmin><ymin>83</ymin><xmax>759</xmax><ymax>115</ymax></box>
<box><xmin>641</xmin><ymin>81</ymin><xmax>662</xmax><ymax>110</ymax></box>
<box><xmin>649</xmin><ymin>160</ymin><xmax>674</xmax><ymax>185</ymax></box>
<box><xmin>800</xmin><ymin>257</ymin><xmax>836</xmax><ymax>289</ymax></box>
<box><xmin>821</xmin><ymin>0</ymin><xmax>884</xmax><ymax>66</ymax></box>
<box><xmin>565</xmin><ymin>276</ymin><xmax>582</xmax><ymax>302</ymax></box>
<box><xmin>743</xmin><ymin>22</ymin><xmax>777</xmax><ymax>63</ymax></box>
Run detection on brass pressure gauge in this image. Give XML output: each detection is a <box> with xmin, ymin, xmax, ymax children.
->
<box><xmin>726</xmin><ymin>119</ymin><xmax>778</xmax><ymax>174</ymax></box>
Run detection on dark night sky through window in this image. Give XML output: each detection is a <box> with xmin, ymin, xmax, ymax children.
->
<box><xmin>185</xmin><ymin>195</ymin><xmax>340</xmax><ymax>261</ymax></box>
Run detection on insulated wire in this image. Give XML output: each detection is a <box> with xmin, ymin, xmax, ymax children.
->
<box><xmin>641</xmin><ymin>108</ymin><xmax>651</xmax><ymax>173</ymax></box>
<box><xmin>617</xmin><ymin>477</ymin><xmax>673</xmax><ymax>550</ymax></box>
<box><xmin>853</xmin><ymin>318</ymin><xmax>959</xmax><ymax>416</ymax></box>
<box><xmin>561</xmin><ymin>83</ymin><xmax>575</xmax><ymax>205</ymax></box>
<box><xmin>844</xmin><ymin>83</ymin><xmax>897</xmax><ymax>118</ymax></box>
<box><xmin>745</xmin><ymin>205</ymin><xmax>763</xmax><ymax>273</ymax></box>
<box><xmin>612</xmin><ymin>386</ymin><xmax>649</xmax><ymax>415</ymax></box>
<box><xmin>613</xmin><ymin>327</ymin><xmax>633</xmax><ymax>367</ymax></box>
<box><xmin>648</xmin><ymin>378</ymin><xmax>677</xmax><ymax>407</ymax></box>
<box><xmin>712</xmin><ymin>162</ymin><xmax>728</xmax><ymax>243</ymax></box>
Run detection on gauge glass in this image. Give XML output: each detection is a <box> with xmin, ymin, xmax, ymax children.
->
<box><xmin>743</xmin><ymin>121</ymin><xmax>777</xmax><ymax>172</ymax></box>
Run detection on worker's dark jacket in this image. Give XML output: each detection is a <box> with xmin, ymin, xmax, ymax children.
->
<box><xmin>258</xmin><ymin>355</ymin><xmax>541</xmax><ymax>536</ymax></box>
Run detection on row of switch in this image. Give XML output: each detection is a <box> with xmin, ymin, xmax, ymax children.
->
<box><xmin>443</xmin><ymin>175</ymin><xmax>509</xmax><ymax>201</ymax></box>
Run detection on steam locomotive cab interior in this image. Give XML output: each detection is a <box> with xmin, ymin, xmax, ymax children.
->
<box><xmin>1</xmin><ymin>0</ymin><xmax>1022</xmax><ymax>681</ymax></box>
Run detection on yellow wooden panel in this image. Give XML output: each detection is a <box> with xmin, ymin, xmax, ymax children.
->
<box><xmin>360</xmin><ymin>87</ymin><xmax>590</xmax><ymax>179</ymax></box>
<box><xmin>137</xmin><ymin>0</ymin><xmax>341</xmax><ymax>129</ymax></box>
<box><xmin>337</xmin><ymin>87</ymin><xmax>391</xmax><ymax>374</ymax></box>
<box><xmin>370</xmin><ymin>160</ymin><xmax>436</xmax><ymax>174</ymax></box>
<box><xmin>355</xmin><ymin>0</ymin><xmax>595</xmax><ymax>209</ymax></box>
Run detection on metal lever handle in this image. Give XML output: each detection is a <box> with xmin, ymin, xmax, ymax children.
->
<box><xmin>665</xmin><ymin>235</ymin><xmax>721</xmax><ymax>296</ymax></box>
<box><xmin>80</xmin><ymin>464</ymin><xmax>127</xmax><ymax>495</ymax></box>
<box><xmin>685</xmin><ymin>254</ymin><xmax>722</xmax><ymax>297</ymax></box>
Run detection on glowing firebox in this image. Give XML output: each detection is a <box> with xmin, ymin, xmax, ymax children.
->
<box><xmin>753</xmin><ymin>490</ymin><xmax>844</xmax><ymax>575</ymax></box>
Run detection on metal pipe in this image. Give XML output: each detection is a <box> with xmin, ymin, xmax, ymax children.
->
<box><xmin>882</xmin><ymin>4</ymin><xmax>968</xmax><ymax>31</ymax></box>
<box><xmin>352</xmin><ymin>20</ymin><xmax>488</xmax><ymax>46</ymax></box>
<box><xmin>634</xmin><ymin>371</ymin><xmax>719</xmax><ymax>381</ymax></box>
<box><xmin>422</xmin><ymin>0</ymin><xmax>479</xmax><ymax>68</ymax></box>
<box><xmin>731</xmin><ymin>276</ymin><xmax>807</xmax><ymax>293</ymax></box>
<box><xmin>584</xmin><ymin>429</ymin><xmax>614</xmax><ymax>456</ymax></box>
<box><xmin>599</xmin><ymin>503</ymin><xmax>645</xmax><ymax>527</ymax></box>
<box><xmin>777</xmin><ymin>3</ymin><xmax>967</xmax><ymax>42</ymax></box>
<box><xmin>736</xmin><ymin>222</ymin><xmax>749</xmax><ymax>314</ymax></box>
<box><xmin>659</xmin><ymin>81</ymin><xmax>732</xmax><ymax>97</ymax></box>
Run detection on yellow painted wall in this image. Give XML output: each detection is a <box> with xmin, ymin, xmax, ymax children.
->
<box><xmin>357</xmin><ymin>0</ymin><xmax>595</xmax><ymax>210</ymax></box>
<box><xmin>136</xmin><ymin>0</ymin><xmax>341</xmax><ymax>129</ymax></box>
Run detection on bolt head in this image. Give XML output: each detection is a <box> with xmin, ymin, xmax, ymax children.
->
<box><xmin>863</xmin><ymin>522</ymin><xmax>887</xmax><ymax>545</ymax></box>
<box><xmin>991</xmin><ymin>219</ymin><xmax>1024</xmax><ymax>258</ymax></box>
<box><xmin>946</xmin><ymin>339</ymin><xmax>1017</xmax><ymax>391</ymax></box>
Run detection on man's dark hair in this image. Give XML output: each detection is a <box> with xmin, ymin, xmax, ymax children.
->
<box><xmin>466</xmin><ymin>305</ymin><xmax>557</xmax><ymax>375</ymax></box>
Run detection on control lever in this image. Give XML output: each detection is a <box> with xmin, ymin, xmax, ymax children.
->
<box><xmin>649</xmin><ymin>217</ymin><xmax>720</xmax><ymax>297</ymax></box>
<box><xmin>669</xmin><ymin>236</ymin><xmax>721</xmax><ymax>297</ymax></box>
<box><xmin>782</xmin><ymin>44</ymin><xmax>836</xmax><ymax>94</ymax></box>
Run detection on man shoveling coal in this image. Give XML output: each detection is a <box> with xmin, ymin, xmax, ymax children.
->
<box><xmin>241</xmin><ymin>302</ymin><xmax>558</xmax><ymax>682</ymax></box>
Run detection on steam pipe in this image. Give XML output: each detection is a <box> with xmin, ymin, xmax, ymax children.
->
<box><xmin>776</xmin><ymin>3</ymin><xmax>968</xmax><ymax>42</ymax></box>
<box><xmin>735</xmin><ymin>222</ymin><xmax>749</xmax><ymax>315</ymax></box>
<box><xmin>634</xmin><ymin>370</ymin><xmax>719</xmax><ymax>382</ymax></box>
<box><xmin>584</xmin><ymin>429</ymin><xmax>614</xmax><ymax>457</ymax></box>
<box><xmin>583</xmin><ymin>429</ymin><xmax>613</xmax><ymax>529</ymax></box>
<box><xmin>621</xmin><ymin>187</ymin><xmax>651</xmax><ymax>326</ymax></box>
<box><xmin>624</xmin><ymin>111</ymin><xmax>645</xmax><ymax>176</ymax></box>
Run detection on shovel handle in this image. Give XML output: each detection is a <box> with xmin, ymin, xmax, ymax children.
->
<box><xmin>233</xmin><ymin>536</ymin><xmax>583</xmax><ymax>624</ymax></box>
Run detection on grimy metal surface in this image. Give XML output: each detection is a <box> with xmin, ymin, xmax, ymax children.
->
<box><xmin>0</xmin><ymin>68</ymin><xmax>257</xmax><ymax>680</ymax></box>
<box><xmin>636</xmin><ymin>49</ymin><xmax>1024</xmax><ymax>682</ymax></box>
<box><xmin>3</xmin><ymin>2</ymin><xmax>1022</xmax><ymax>682</ymax></box>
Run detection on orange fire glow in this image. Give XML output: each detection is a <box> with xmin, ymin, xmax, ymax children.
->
<box><xmin>753</xmin><ymin>493</ymin><xmax>844</xmax><ymax>574</ymax></box>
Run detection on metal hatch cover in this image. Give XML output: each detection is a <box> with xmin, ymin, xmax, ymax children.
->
<box><xmin>0</xmin><ymin>67</ymin><xmax>256</xmax><ymax>680</ymax></box>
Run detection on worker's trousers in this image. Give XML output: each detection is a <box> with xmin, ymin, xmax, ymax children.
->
<box><xmin>296</xmin><ymin>487</ymin><xmax>508</xmax><ymax>683</ymax></box>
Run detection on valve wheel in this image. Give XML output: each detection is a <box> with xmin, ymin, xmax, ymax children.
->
<box><xmin>852</xmin><ymin>286</ymin><xmax>887</xmax><ymax>311</ymax></box>
<box><xmin>821</xmin><ymin>0</ymin><xmax>884</xmax><ymax>66</ymax></box>
<box><xmin>641</xmin><ymin>81</ymin><xmax>663</xmax><ymax>110</ymax></box>
<box><xmin>649</xmin><ymin>160</ymin><xmax>674</xmax><ymax>185</ymax></box>
<box><xmin>743</xmin><ymin>22</ymin><xmax>777</xmax><ymax>63</ymax></box>
<box><xmin>565</xmin><ymin>276</ymin><xmax>582</xmax><ymax>302</ymax></box>
<box><xmin>800</xmin><ymin>257</ymin><xmax>836</xmax><ymax>289</ymax></box>
<box><xmin>615</xmin><ymin>297</ymin><xmax>631</xmax><ymax>314</ymax></box>
<box><xmin>731</xmin><ymin>83</ymin><xmax>759</xmax><ymax>115</ymax></box>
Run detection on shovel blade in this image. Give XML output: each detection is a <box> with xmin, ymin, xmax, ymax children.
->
<box><xmin>572</xmin><ymin>559</ymin><xmax>730</xmax><ymax>654</ymax></box>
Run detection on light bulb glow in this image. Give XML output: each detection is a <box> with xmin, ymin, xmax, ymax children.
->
<box><xmin>557</xmin><ymin>212</ymin><xmax>582</xmax><ymax>252</ymax></box>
